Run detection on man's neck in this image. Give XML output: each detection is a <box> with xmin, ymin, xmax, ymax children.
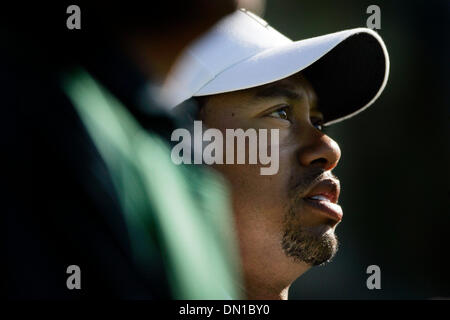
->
<box><xmin>244</xmin><ymin>281</ymin><xmax>290</xmax><ymax>300</ymax></box>
<box><xmin>240</xmin><ymin>256</ymin><xmax>310</xmax><ymax>300</ymax></box>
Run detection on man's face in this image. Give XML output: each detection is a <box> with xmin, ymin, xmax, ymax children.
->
<box><xmin>199</xmin><ymin>73</ymin><xmax>342</xmax><ymax>283</ymax></box>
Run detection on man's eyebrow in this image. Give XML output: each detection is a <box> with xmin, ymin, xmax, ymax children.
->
<box><xmin>253</xmin><ymin>84</ymin><xmax>304</xmax><ymax>101</ymax></box>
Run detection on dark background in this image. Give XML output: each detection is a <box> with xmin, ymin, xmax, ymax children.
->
<box><xmin>262</xmin><ymin>0</ymin><xmax>449</xmax><ymax>299</ymax></box>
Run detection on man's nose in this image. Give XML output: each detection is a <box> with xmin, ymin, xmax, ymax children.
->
<box><xmin>298</xmin><ymin>132</ymin><xmax>341</xmax><ymax>171</ymax></box>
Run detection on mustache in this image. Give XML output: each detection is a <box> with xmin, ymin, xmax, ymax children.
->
<box><xmin>289</xmin><ymin>168</ymin><xmax>339</xmax><ymax>198</ymax></box>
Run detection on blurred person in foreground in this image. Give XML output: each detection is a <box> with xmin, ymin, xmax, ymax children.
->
<box><xmin>3</xmin><ymin>1</ymin><xmax>242</xmax><ymax>299</ymax></box>
<box><xmin>163</xmin><ymin>9</ymin><xmax>390</xmax><ymax>299</ymax></box>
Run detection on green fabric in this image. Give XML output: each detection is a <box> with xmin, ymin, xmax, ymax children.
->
<box><xmin>61</xmin><ymin>69</ymin><xmax>242</xmax><ymax>299</ymax></box>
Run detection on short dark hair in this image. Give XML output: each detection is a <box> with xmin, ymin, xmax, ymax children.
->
<box><xmin>192</xmin><ymin>96</ymin><xmax>209</xmax><ymax>110</ymax></box>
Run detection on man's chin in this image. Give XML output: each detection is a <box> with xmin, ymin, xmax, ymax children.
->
<box><xmin>281</xmin><ymin>227</ymin><xmax>339</xmax><ymax>266</ymax></box>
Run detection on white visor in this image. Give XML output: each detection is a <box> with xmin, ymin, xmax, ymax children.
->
<box><xmin>162</xmin><ymin>9</ymin><xmax>390</xmax><ymax>125</ymax></box>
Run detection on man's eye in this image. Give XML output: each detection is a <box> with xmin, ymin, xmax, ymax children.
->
<box><xmin>311</xmin><ymin>118</ymin><xmax>324</xmax><ymax>131</ymax></box>
<box><xmin>268</xmin><ymin>106</ymin><xmax>289</xmax><ymax>120</ymax></box>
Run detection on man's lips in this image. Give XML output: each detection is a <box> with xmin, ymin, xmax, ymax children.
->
<box><xmin>303</xmin><ymin>179</ymin><xmax>342</xmax><ymax>222</ymax></box>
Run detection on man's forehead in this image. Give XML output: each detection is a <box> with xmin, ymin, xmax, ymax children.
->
<box><xmin>203</xmin><ymin>73</ymin><xmax>318</xmax><ymax>109</ymax></box>
<box><xmin>251</xmin><ymin>74</ymin><xmax>318</xmax><ymax>106</ymax></box>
